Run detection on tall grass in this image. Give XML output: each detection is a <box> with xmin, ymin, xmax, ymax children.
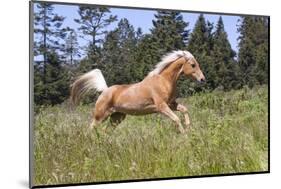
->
<box><xmin>33</xmin><ymin>86</ymin><xmax>268</xmax><ymax>185</ymax></box>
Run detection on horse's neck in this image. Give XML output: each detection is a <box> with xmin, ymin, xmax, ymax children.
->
<box><xmin>161</xmin><ymin>58</ymin><xmax>184</xmax><ymax>86</ymax></box>
<box><xmin>160</xmin><ymin>59</ymin><xmax>184</xmax><ymax>99</ymax></box>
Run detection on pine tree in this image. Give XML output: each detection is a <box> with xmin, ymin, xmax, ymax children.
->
<box><xmin>102</xmin><ymin>29</ymin><xmax>119</xmax><ymax>85</ymax></box>
<box><xmin>34</xmin><ymin>2</ymin><xmax>67</xmax><ymax>83</ymax></box>
<box><xmin>34</xmin><ymin>51</ymin><xmax>70</xmax><ymax>105</ymax></box>
<box><xmin>64</xmin><ymin>30</ymin><xmax>80</xmax><ymax>64</ymax></box>
<box><xmin>188</xmin><ymin>14</ymin><xmax>213</xmax><ymax>56</ymax></box>
<box><xmin>253</xmin><ymin>17</ymin><xmax>269</xmax><ymax>85</ymax></box>
<box><xmin>135</xmin><ymin>27</ymin><xmax>143</xmax><ymax>42</ymax></box>
<box><xmin>237</xmin><ymin>16</ymin><xmax>269</xmax><ymax>87</ymax></box>
<box><xmin>129</xmin><ymin>27</ymin><xmax>150</xmax><ymax>80</ymax></box>
<box><xmin>102</xmin><ymin>18</ymin><xmax>138</xmax><ymax>85</ymax></box>
<box><xmin>133</xmin><ymin>34</ymin><xmax>156</xmax><ymax>81</ymax></box>
<box><xmin>74</xmin><ymin>5</ymin><xmax>117</xmax><ymax>68</ymax></box>
<box><xmin>212</xmin><ymin>16</ymin><xmax>240</xmax><ymax>90</ymax></box>
<box><xmin>150</xmin><ymin>10</ymin><xmax>189</xmax><ymax>61</ymax></box>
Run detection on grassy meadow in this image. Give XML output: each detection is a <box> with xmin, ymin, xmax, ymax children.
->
<box><xmin>33</xmin><ymin>86</ymin><xmax>269</xmax><ymax>186</ymax></box>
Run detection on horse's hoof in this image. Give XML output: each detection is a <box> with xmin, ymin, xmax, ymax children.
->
<box><xmin>184</xmin><ymin>124</ymin><xmax>191</xmax><ymax>130</ymax></box>
<box><xmin>101</xmin><ymin>126</ymin><xmax>109</xmax><ymax>133</ymax></box>
<box><xmin>87</xmin><ymin>125</ymin><xmax>94</xmax><ymax>133</ymax></box>
<box><xmin>178</xmin><ymin>126</ymin><xmax>186</xmax><ymax>134</ymax></box>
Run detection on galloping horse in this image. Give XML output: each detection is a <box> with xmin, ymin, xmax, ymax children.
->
<box><xmin>70</xmin><ymin>50</ymin><xmax>205</xmax><ymax>133</ymax></box>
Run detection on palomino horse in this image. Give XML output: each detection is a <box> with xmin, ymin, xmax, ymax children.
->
<box><xmin>70</xmin><ymin>50</ymin><xmax>205</xmax><ymax>133</ymax></box>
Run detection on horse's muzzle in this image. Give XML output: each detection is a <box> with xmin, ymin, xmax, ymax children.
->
<box><xmin>197</xmin><ymin>77</ymin><xmax>206</xmax><ymax>83</ymax></box>
<box><xmin>200</xmin><ymin>78</ymin><xmax>206</xmax><ymax>83</ymax></box>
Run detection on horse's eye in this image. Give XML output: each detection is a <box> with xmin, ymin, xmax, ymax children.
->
<box><xmin>191</xmin><ymin>64</ymin><xmax>196</xmax><ymax>68</ymax></box>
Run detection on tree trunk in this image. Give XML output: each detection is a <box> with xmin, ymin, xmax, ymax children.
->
<box><xmin>43</xmin><ymin>6</ymin><xmax>47</xmax><ymax>84</ymax></box>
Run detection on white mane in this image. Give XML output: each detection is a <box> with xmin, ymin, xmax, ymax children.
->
<box><xmin>148</xmin><ymin>50</ymin><xmax>194</xmax><ymax>76</ymax></box>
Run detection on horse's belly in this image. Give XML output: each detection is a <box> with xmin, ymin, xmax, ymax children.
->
<box><xmin>113</xmin><ymin>84</ymin><xmax>158</xmax><ymax>115</ymax></box>
<box><xmin>114</xmin><ymin>102</ymin><xmax>157</xmax><ymax>115</ymax></box>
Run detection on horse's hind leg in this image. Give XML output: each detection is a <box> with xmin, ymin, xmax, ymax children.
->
<box><xmin>110</xmin><ymin>112</ymin><xmax>126</xmax><ymax>128</ymax></box>
<box><xmin>90</xmin><ymin>99</ymin><xmax>113</xmax><ymax>129</ymax></box>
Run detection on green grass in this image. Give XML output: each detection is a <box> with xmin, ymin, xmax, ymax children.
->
<box><xmin>33</xmin><ymin>86</ymin><xmax>268</xmax><ymax>186</ymax></box>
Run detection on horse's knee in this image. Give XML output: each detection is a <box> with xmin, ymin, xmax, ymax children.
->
<box><xmin>94</xmin><ymin>113</ymin><xmax>102</xmax><ymax>122</ymax></box>
<box><xmin>90</xmin><ymin>113</ymin><xmax>106</xmax><ymax>129</ymax></box>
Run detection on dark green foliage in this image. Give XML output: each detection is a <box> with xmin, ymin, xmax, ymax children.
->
<box><xmin>133</xmin><ymin>34</ymin><xmax>156</xmax><ymax>81</ymax></box>
<box><xmin>237</xmin><ymin>16</ymin><xmax>269</xmax><ymax>87</ymax></box>
<box><xmin>188</xmin><ymin>15</ymin><xmax>213</xmax><ymax>55</ymax></box>
<box><xmin>102</xmin><ymin>19</ymin><xmax>138</xmax><ymax>85</ymax></box>
<box><xmin>34</xmin><ymin>51</ymin><xmax>70</xmax><ymax>106</ymax></box>
<box><xmin>151</xmin><ymin>11</ymin><xmax>189</xmax><ymax>56</ymax></box>
<box><xmin>212</xmin><ymin>16</ymin><xmax>241</xmax><ymax>90</ymax></box>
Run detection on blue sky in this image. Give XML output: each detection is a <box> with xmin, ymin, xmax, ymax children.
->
<box><xmin>35</xmin><ymin>3</ymin><xmax>240</xmax><ymax>58</ymax></box>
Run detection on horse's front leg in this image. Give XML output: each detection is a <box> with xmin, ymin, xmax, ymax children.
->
<box><xmin>155</xmin><ymin>101</ymin><xmax>185</xmax><ymax>133</ymax></box>
<box><xmin>170</xmin><ymin>101</ymin><xmax>191</xmax><ymax>129</ymax></box>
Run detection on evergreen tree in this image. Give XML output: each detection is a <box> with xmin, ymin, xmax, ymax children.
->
<box><xmin>34</xmin><ymin>51</ymin><xmax>70</xmax><ymax>106</ymax></box>
<box><xmin>64</xmin><ymin>30</ymin><xmax>80</xmax><ymax>64</ymax></box>
<box><xmin>150</xmin><ymin>10</ymin><xmax>189</xmax><ymax>61</ymax></box>
<box><xmin>34</xmin><ymin>2</ymin><xmax>67</xmax><ymax>83</ymax></box>
<box><xmin>212</xmin><ymin>16</ymin><xmax>240</xmax><ymax>90</ymax></box>
<box><xmin>102</xmin><ymin>18</ymin><xmax>138</xmax><ymax>85</ymax></box>
<box><xmin>102</xmin><ymin>29</ymin><xmax>119</xmax><ymax>85</ymax></box>
<box><xmin>133</xmin><ymin>34</ymin><xmax>156</xmax><ymax>81</ymax></box>
<box><xmin>135</xmin><ymin>27</ymin><xmax>143</xmax><ymax>42</ymax></box>
<box><xmin>253</xmin><ymin>17</ymin><xmax>269</xmax><ymax>85</ymax></box>
<box><xmin>237</xmin><ymin>16</ymin><xmax>269</xmax><ymax>87</ymax></box>
<box><xmin>74</xmin><ymin>5</ymin><xmax>117</xmax><ymax>68</ymax></box>
<box><xmin>188</xmin><ymin>14</ymin><xmax>213</xmax><ymax>56</ymax></box>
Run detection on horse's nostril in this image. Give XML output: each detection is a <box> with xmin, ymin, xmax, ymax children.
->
<box><xmin>201</xmin><ymin>78</ymin><xmax>206</xmax><ymax>82</ymax></box>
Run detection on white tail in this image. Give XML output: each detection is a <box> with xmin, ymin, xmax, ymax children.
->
<box><xmin>70</xmin><ymin>69</ymin><xmax>108</xmax><ymax>105</ymax></box>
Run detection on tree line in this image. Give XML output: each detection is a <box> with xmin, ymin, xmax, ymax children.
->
<box><xmin>33</xmin><ymin>3</ymin><xmax>269</xmax><ymax>106</ymax></box>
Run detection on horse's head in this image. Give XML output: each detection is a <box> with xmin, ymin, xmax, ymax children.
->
<box><xmin>182</xmin><ymin>56</ymin><xmax>206</xmax><ymax>83</ymax></box>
